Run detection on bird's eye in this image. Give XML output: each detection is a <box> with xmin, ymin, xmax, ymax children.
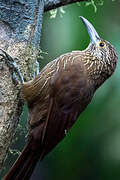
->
<box><xmin>99</xmin><ymin>42</ymin><xmax>105</xmax><ymax>48</ymax></box>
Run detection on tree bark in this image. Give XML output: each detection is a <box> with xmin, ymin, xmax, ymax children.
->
<box><xmin>0</xmin><ymin>0</ymin><xmax>87</xmax><ymax>171</ymax></box>
<box><xmin>0</xmin><ymin>0</ymin><xmax>45</xmax><ymax>169</ymax></box>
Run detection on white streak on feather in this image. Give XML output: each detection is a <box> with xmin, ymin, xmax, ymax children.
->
<box><xmin>84</xmin><ymin>60</ymin><xmax>89</xmax><ymax>66</ymax></box>
<box><xmin>40</xmin><ymin>77</ymin><xmax>51</xmax><ymax>92</ymax></box>
<box><xmin>47</xmin><ymin>69</ymin><xmax>55</xmax><ymax>76</ymax></box>
<box><xmin>63</xmin><ymin>57</ymin><xmax>68</xmax><ymax>70</ymax></box>
<box><xmin>56</xmin><ymin>59</ymin><xmax>60</xmax><ymax>72</ymax></box>
<box><xmin>71</xmin><ymin>54</ymin><xmax>82</xmax><ymax>63</ymax></box>
<box><xmin>89</xmin><ymin>61</ymin><xmax>94</xmax><ymax>68</ymax></box>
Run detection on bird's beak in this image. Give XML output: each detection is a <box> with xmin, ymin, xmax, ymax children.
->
<box><xmin>80</xmin><ymin>16</ymin><xmax>100</xmax><ymax>44</ymax></box>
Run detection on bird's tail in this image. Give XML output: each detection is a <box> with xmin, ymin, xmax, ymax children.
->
<box><xmin>3</xmin><ymin>141</ymin><xmax>40</xmax><ymax>180</ymax></box>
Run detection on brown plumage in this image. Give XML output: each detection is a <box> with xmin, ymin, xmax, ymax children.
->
<box><xmin>3</xmin><ymin>17</ymin><xmax>118</xmax><ymax>180</ymax></box>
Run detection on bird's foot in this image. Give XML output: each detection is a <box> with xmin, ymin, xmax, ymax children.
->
<box><xmin>0</xmin><ymin>49</ymin><xmax>24</xmax><ymax>84</ymax></box>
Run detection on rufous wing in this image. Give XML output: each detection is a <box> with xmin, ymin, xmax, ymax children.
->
<box><xmin>40</xmin><ymin>63</ymin><xmax>89</xmax><ymax>159</ymax></box>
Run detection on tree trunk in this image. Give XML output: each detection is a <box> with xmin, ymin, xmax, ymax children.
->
<box><xmin>0</xmin><ymin>0</ymin><xmax>87</xmax><ymax>170</ymax></box>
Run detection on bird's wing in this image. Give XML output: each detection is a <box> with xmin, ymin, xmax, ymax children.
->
<box><xmin>40</xmin><ymin>96</ymin><xmax>79</xmax><ymax>159</ymax></box>
<box><xmin>40</xmin><ymin>63</ymin><xmax>89</xmax><ymax>159</ymax></box>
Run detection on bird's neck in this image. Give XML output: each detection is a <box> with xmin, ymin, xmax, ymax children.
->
<box><xmin>82</xmin><ymin>49</ymin><xmax>110</xmax><ymax>90</ymax></box>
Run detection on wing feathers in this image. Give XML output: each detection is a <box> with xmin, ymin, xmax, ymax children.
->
<box><xmin>40</xmin><ymin>98</ymin><xmax>80</xmax><ymax>160</ymax></box>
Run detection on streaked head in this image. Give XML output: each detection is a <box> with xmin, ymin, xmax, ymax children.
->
<box><xmin>80</xmin><ymin>16</ymin><xmax>118</xmax><ymax>82</ymax></box>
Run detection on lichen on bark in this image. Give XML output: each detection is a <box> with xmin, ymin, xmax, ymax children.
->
<box><xmin>0</xmin><ymin>0</ymin><xmax>44</xmax><ymax>170</ymax></box>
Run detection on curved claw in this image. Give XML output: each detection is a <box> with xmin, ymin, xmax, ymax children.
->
<box><xmin>0</xmin><ymin>49</ymin><xmax>24</xmax><ymax>84</ymax></box>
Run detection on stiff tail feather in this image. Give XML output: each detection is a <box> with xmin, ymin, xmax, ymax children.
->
<box><xmin>3</xmin><ymin>141</ymin><xmax>40</xmax><ymax>180</ymax></box>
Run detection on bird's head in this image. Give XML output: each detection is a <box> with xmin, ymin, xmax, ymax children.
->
<box><xmin>80</xmin><ymin>16</ymin><xmax>118</xmax><ymax>86</ymax></box>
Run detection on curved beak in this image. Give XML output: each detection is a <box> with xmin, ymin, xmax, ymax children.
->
<box><xmin>80</xmin><ymin>16</ymin><xmax>100</xmax><ymax>44</ymax></box>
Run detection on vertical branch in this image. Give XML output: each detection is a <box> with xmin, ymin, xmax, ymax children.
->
<box><xmin>0</xmin><ymin>0</ymin><xmax>44</xmax><ymax>169</ymax></box>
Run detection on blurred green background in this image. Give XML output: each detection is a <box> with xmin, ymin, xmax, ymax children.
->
<box><xmin>1</xmin><ymin>0</ymin><xmax>120</xmax><ymax>180</ymax></box>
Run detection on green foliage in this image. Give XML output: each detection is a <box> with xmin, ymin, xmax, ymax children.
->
<box><xmin>49</xmin><ymin>9</ymin><xmax>57</xmax><ymax>18</ymax></box>
<box><xmin>37</xmin><ymin>48</ymin><xmax>48</xmax><ymax>61</ymax></box>
<box><xmin>85</xmin><ymin>0</ymin><xmax>98</xmax><ymax>12</ymax></box>
<box><xmin>49</xmin><ymin>7</ymin><xmax>65</xmax><ymax>18</ymax></box>
<box><xmin>49</xmin><ymin>0</ymin><xmax>105</xmax><ymax>17</ymax></box>
<box><xmin>9</xmin><ymin>148</ymin><xmax>21</xmax><ymax>156</ymax></box>
<box><xmin>85</xmin><ymin>0</ymin><xmax>105</xmax><ymax>12</ymax></box>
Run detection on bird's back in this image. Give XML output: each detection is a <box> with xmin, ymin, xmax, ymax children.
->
<box><xmin>21</xmin><ymin>51</ymin><xmax>94</xmax><ymax>144</ymax></box>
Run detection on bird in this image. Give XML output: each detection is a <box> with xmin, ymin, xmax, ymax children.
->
<box><xmin>3</xmin><ymin>16</ymin><xmax>118</xmax><ymax>180</ymax></box>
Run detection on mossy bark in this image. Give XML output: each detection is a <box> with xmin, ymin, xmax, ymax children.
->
<box><xmin>0</xmin><ymin>0</ymin><xmax>44</xmax><ymax>168</ymax></box>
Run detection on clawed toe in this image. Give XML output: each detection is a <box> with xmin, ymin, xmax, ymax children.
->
<box><xmin>0</xmin><ymin>49</ymin><xmax>24</xmax><ymax>84</ymax></box>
